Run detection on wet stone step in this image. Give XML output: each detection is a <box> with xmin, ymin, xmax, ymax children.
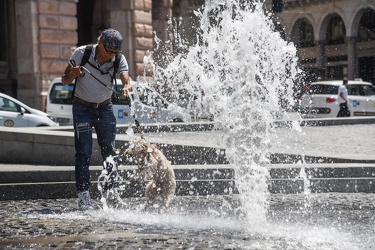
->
<box><xmin>1</xmin><ymin>177</ymin><xmax>375</xmax><ymax>200</ymax></box>
<box><xmin>1</xmin><ymin>165</ymin><xmax>375</xmax><ymax>183</ymax></box>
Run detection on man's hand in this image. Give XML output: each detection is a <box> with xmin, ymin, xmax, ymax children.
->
<box><xmin>119</xmin><ymin>72</ymin><xmax>132</xmax><ymax>99</ymax></box>
<box><xmin>69</xmin><ymin>66</ymin><xmax>83</xmax><ymax>78</ymax></box>
<box><xmin>62</xmin><ymin>64</ymin><xmax>83</xmax><ymax>85</ymax></box>
<box><xmin>122</xmin><ymin>88</ymin><xmax>130</xmax><ymax>99</ymax></box>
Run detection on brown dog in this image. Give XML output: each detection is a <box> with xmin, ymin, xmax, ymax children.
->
<box><xmin>123</xmin><ymin>139</ymin><xmax>176</xmax><ymax>211</ymax></box>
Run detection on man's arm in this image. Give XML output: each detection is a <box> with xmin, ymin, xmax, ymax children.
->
<box><xmin>61</xmin><ymin>64</ymin><xmax>82</xmax><ymax>85</ymax></box>
<box><xmin>119</xmin><ymin>72</ymin><xmax>131</xmax><ymax>98</ymax></box>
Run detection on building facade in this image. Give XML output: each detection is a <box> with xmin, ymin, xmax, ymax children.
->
<box><xmin>271</xmin><ymin>0</ymin><xmax>375</xmax><ymax>84</ymax></box>
<box><xmin>3</xmin><ymin>0</ymin><xmax>374</xmax><ymax>111</ymax></box>
<box><xmin>0</xmin><ymin>0</ymin><xmax>173</xmax><ymax>110</ymax></box>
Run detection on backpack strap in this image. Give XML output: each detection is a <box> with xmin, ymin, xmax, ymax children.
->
<box><xmin>112</xmin><ymin>52</ymin><xmax>122</xmax><ymax>100</ymax></box>
<box><xmin>81</xmin><ymin>44</ymin><xmax>93</xmax><ymax>67</ymax></box>
<box><xmin>71</xmin><ymin>44</ymin><xmax>93</xmax><ymax>99</ymax></box>
<box><xmin>113</xmin><ymin>53</ymin><xmax>122</xmax><ymax>74</ymax></box>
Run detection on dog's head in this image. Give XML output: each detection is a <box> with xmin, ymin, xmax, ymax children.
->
<box><xmin>123</xmin><ymin>139</ymin><xmax>155</xmax><ymax>166</ymax></box>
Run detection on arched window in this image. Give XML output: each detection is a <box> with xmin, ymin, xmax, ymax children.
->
<box><xmin>358</xmin><ymin>8</ymin><xmax>375</xmax><ymax>42</ymax></box>
<box><xmin>326</xmin><ymin>14</ymin><xmax>345</xmax><ymax>45</ymax></box>
<box><xmin>291</xmin><ymin>18</ymin><xmax>314</xmax><ymax>48</ymax></box>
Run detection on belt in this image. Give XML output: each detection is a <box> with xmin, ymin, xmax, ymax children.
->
<box><xmin>73</xmin><ymin>96</ymin><xmax>111</xmax><ymax>108</ymax></box>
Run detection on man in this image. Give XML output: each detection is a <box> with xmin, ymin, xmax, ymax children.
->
<box><xmin>337</xmin><ymin>78</ymin><xmax>350</xmax><ymax>117</ymax></box>
<box><xmin>61</xmin><ymin>28</ymin><xmax>131</xmax><ymax>210</ymax></box>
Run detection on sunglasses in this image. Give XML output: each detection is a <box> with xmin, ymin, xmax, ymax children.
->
<box><xmin>103</xmin><ymin>45</ymin><xmax>120</xmax><ymax>55</ymax></box>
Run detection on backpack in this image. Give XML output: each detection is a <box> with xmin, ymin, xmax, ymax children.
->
<box><xmin>72</xmin><ymin>44</ymin><xmax>122</xmax><ymax>99</ymax></box>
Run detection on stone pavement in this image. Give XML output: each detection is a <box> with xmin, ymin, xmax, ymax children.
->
<box><xmin>0</xmin><ymin>193</ymin><xmax>374</xmax><ymax>249</ymax></box>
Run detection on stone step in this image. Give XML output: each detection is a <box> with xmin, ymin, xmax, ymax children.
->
<box><xmin>2</xmin><ymin>164</ymin><xmax>375</xmax><ymax>184</ymax></box>
<box><xmin>0</xmin><ymin>164</ymin><xmax>374</xmax><ymax>200</ymax></box>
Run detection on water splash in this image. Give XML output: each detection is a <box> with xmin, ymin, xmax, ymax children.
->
<box><xmin>151</xmin><ymin>0</ymin><xmax>299</xmax><ymax>224</ymax></box>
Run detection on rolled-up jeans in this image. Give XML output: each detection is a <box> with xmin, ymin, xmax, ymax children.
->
<box><xmin>73</xmin><ymin>102</ymin><xmax>117</xmax><ymax>192</ymax></box>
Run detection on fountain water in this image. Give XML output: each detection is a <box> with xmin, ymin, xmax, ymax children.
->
<box><xmin>149</xmin><ymin>0</ymin><xmax>299</xmax><ymax>224</ymax></box>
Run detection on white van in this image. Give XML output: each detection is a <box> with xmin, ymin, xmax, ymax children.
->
<box><xmin>46</xmin><ymin>77</ymin><xmax>191</xmax><ymax>125</ymax></box>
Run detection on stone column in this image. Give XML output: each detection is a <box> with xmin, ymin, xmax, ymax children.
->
<box><xmin>15</xmin><ymin>0</ymin><xmax>77</xmax><ymax>110</ymax></box>
<box><xmin>316</xmin><ymin>40</ymin><xmax>326</xmax><ymax>79</ymax></box>
<box><xmin>108</xmin><ymin>0</ymin><xmax>153</xmax><ymax>79</ymax></box>
<box><xmin>14</xmin><ymin>0</ymin><xmax>40</xmax><ymax>108</ymax></box>
<box><xmin>347</xmin><ymin>36</ymin><xmax>357</xmax><ymax>80</ymax></box>
<box><xmin>38</xmin><ymin>0</ymin><xmax>78</xmax><ymax>82</ymax></box>
<box><xmin>39</xmin><ymin>0</ymin><xmax>77</xmax><ymax>110</ymax></box>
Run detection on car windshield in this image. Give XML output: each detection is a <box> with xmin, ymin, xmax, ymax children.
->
<box><xmin>50</xmin><ymin>82</ymin><xmax>130</xmax><ymax>105</ymax></box>
<box><xmin>308</xmin><ymin>84</ymin><xmax>339</xmax><ymax>95</ymax></box>
<box><xmin>49</xmin><ymin>83</ymin><xmax>74</xmax><ymax>104</ymax></box>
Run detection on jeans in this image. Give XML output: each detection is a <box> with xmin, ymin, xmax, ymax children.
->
<box><xmin>73</xmin><ymin>102</ymin><xmax>117</xmax><ymax>192</ymax></box>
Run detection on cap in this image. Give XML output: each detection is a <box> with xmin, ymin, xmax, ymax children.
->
<box><xmin>99</xmin><ymin>28</ymin><xmax>123</xmax><ymax>51</ymax></box>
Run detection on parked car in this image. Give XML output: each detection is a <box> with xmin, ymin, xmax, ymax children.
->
<box><xmin>299</xmin><ymin>80</ymin><xmax>375</xmax><ymax>118</ymax></box>
<box><xmin>46</xmin><ymin>77</ymin><xmax>191</xmax><ymax>125</ymax></box>
<box><xmin>0</xmin><ymin>92</ymin><xmax>59</xmax><ymax>127</ymax></box>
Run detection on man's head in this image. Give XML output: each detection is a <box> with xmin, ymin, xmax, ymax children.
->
<box><xmin>99</xmin><ymin>28</ymin><xmax>123</xmax><ymax>52</ymax></box>
<box><xmin>343</xmin><ymin>78</ymin><xmax>348</xmax><ymax>85</ymax></box>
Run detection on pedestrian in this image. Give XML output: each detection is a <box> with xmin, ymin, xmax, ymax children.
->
<box><xmin>61</xmin><ymin>28</ymin><xmax>131</xmax><ymax>210</ymax></box>
<box><xmin>337</xmin><ymin>78</ymin><xmax>350</xmax><ymax>117</ymax></box>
